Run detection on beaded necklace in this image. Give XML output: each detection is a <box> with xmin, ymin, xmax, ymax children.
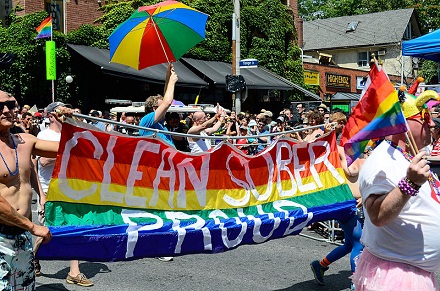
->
<box><xmin>0</xmin><ymin>133</ymin><xmax>19</xmax><ymax>176</ymax></box>
<box><xmin>383</xmin><ymin>139</ymin><xmax>440</xmax><ymax>196</ymax></box>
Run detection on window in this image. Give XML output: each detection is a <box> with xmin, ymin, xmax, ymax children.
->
<box><xmin>346</xmin><ymin>21</ymin><xmax>359</xmax><ymax>32</ymax></box>
<box><xmin>358</xmin><ymin>51</ymin><xmax>378</xmax><ymax>67</ymax></box>
<box><xmin>404</xmin><ymin>22</ymin><xmax>412</xmax><ymax>40</ymax></box>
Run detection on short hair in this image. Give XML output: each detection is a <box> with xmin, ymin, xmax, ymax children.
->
<box><xmin>166</xmin><ymin>112</ymin><xmax>180</xmax><ymax>121</ymax></box>
<box><xmin>308</xmin><ymin>112</ymin><xmax>324</xmax><ymax>124</ymax></box>
<box><xmin>330</xmin><ymin>112</ymin><xmax>347</xmax><ymax>124</ymax></box>
<box><xmin>22</xmin><ymin>112</ymin><xmax>32</xmax><ymax>119</ymax></box>
<box><xmin>144</xmin><ymin>94</ymin><xmax>163</xmax><ymax>113</ymax></box>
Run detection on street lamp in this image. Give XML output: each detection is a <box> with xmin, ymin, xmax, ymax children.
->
<box><xmin>65</xmin><ymin>75</ymin><xmax>73</xmax><ymax>83</ymax></box>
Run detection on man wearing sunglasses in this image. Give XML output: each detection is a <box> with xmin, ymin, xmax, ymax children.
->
<box><xmin>353</xmin><ymin>90</ymin><xmax>440</xmax><ymax>290</ymax></box>
<box><xmin>0</xmin><ymin>90</ymin><xmax>71</xmax><ymax>290</ymax></box>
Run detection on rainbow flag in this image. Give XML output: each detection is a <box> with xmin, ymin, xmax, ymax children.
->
<box><xmin>340</xmin><ymin>63</ymin><xmax>407</xmax><ymax>165</ymax></box>
<box><xmin>35</xmin><ymin>16</ymin><xmax>52</xmax><ymax>39</ymax></box>
<box><xmin>36</xmin><ymin>121</ymin><xmax>355</xmax><ymax>261</ymax></box>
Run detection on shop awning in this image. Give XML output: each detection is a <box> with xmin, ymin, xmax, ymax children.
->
<box><xmin>181</xmin><ymin>58</ymin><xmax>291</xmax><ymax>90</ymax></box>
<box><xmin>332</xmin><ymin>92</ymin><xmax>361</xmax><ymax>101</ymax></box>
<box><xmin>181</xmin><ymin>58</ymin><xmax>321</xmax><ymax>99</ymax></box>
<box><xmin>67</xmin><ymin>44</ymin><xmax>208</xmax><ymax>88</ymax></box>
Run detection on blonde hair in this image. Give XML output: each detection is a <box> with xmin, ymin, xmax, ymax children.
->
<box><xmin>144</xmin><ymin>94</ymin><xmax>163</xmax><ymax>113</ymax></box>
<box><xmin>330</xmin><ymin>112</ymin><xmax>347</xmax><ymax>124</ymax></box>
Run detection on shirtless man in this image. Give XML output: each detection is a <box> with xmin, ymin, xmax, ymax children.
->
<box><xmin>0</xmin><ymin>90</ymin><xmax>69</xmax><ymax>290</ymax></box>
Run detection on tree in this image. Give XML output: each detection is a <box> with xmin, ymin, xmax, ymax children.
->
<box><xmin>0</xmin><ymin>0</ymin><xmax>305</xmax><ymax>107</ymax></box>
<box><xmin>0</xmin><ymin>11</ymin><xmax>71</xmax><ymax>106</ymax></box>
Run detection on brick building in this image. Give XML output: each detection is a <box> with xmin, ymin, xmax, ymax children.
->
<box><xmin>9</xmin><ymin>0</ymin><xmax>102</xmax><ymax>33</ymax></box>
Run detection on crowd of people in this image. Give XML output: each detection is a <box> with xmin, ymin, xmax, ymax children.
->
<box><xmin>2</xmin><ymin>61</ymin><xmax>440</xmax><ymax>291</ymax></box>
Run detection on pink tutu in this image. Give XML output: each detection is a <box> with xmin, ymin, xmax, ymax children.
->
<box><xmin>352</xmin><ymin>249</ymin><xmax>438</xmax><ymax>291</ymax></box>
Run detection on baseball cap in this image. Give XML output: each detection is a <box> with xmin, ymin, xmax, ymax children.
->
<box><xmin>90</xmin><ymin>110</ymin><xmax>100</xmax><ymax>117</ymax></box>
<box><xmin>33</xmin><ymin>112</ymin><xmax>42</xmax><ymax>118</ymax></box>
<box><xmin>239</xmin><ymin>125</ymin><xmax>247</xmax><ymax>130</ymax></box>
<box><xmin>46</xmin><ymin>101</ymin><xmax>65</xmax><ymax>113</ymax></box>
<box><xmin>277</xmin><ymin>116</ymin><xmax>285</xmax><ymax>123</ymax></box>
<box><xmin>248</xmin><ymin>120</ymin><xmax>258</xmax><ymax>127</ymax></box>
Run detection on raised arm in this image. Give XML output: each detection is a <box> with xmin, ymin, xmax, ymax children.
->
<box><xmin>205</xmin><ymin>109</ymin><xmax>226</xmax><ymax>135</ymax></box>
<box><xmin>154</xmin><ymin>63</ymin><xmax>178</xmax><ymax>123</ymax></box>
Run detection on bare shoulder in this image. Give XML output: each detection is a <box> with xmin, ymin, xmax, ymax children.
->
<box><xmin>12</xmin><ymin>132</ymin><xmax>37</xmax><ymax>147</ymax></box>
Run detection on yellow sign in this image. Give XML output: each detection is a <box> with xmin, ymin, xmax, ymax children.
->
<box><xmin>326</xmin><ymin>73</ymin><xmax>351</xmax><ymax>88</ymax></box>
<box><xmin>304</xmin><ymin>71</ymin><xmax>319</xmax><ymax>85</ymax></box>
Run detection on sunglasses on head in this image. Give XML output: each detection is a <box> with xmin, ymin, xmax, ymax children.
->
<box><xmin>0</xmin><ymin>100</ymin><xmax>17</xmax><ymax>111</ymax></box>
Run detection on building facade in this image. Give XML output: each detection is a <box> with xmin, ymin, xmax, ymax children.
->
<box><xmin>10</xmin><ymin>0</ymin><xmax>102</xmax><ymax>33</ymax></box>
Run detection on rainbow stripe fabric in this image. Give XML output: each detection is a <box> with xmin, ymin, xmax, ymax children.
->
<box><xmin>340</xmin><ymin>64</ymin><xmax>407</xmax><ymax>166</ymax></box>
<box><xmin>37</xmin><ymin>121</ymin><xmax>355</xmax><ymax>261</ymax></box>
<box><xmin>35</xmin><ymin>16</ymin><xmax>52</xmax><ymax>39</ymax></box>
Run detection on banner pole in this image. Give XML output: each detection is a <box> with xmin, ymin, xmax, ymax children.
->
<box><xmin>50</xmin><ymin>23</ymin><xmax>55</xmax><ymax>102</ymax></box>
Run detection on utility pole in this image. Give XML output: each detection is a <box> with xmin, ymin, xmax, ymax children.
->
<box><xmin>232</xmin><ymin>0</ymin><xmax>241</xmax><ymax>114</ymax></box>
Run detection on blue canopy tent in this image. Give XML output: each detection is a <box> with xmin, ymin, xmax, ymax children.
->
<box><xmin>402</xmin><ymin>28</ymin><xmax>440</xmax><ymax>62</ymax></box>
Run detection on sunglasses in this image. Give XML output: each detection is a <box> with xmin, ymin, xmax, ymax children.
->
<box><xmin>0</xmin><ymin>100</ymin><xmax>17</xmax><ymax>111</ymax></box>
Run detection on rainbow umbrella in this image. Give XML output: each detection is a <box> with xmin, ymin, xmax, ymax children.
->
<box><xmin>109</xmin><ymin>0</ymin><xmax>208</xmax><ymax>70</ymax></box>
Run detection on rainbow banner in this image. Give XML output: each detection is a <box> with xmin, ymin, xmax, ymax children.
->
<box><xmin>340</xmin><ymin>63</ymin><xmax>407</xmax><ymax>165</ymax></box>
<box><xmin>35</xmin><ymin>16</ymin><xmax>52</xmax><ymax>39</ymax></box>
<box><xmin>37</xmin><ymin>121</ymin><xmax>355</xmax><ymax>262</ymax></box>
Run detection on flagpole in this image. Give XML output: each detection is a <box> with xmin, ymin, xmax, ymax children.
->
<box><xmin>51</xmin><ymin>20</ymin><xmax>54</xmax><ymax>102</ymax></box>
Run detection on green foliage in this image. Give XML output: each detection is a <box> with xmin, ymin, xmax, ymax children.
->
<box><xmin>0</xmin><ymin>11</ymin><xmax>71</xmax><ymax>105</ymax></box>
<box><xmin>419</xmin><ymin>60</ymin><xmax>439</xmax><ymax>83</ymax></box>
<box><xmin>1</xmin><ymin>0</ymin><xmax>304</xmax><ymax>107</ymax></box>
<box><xmin>66</xmin><ymin>24</ymin><xmax>103</xmax><ymax>47</ymax></box>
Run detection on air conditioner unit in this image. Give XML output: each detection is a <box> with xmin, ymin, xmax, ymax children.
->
<box><xmin>378</xmin><ymin>50</ymin><xmax>386</xmax><ymax>56</ymax></box>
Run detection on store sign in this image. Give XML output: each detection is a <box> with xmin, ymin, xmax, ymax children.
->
<box><xmin>304</xmin><ymin>71</ymin><xmax>319</xmax><ymax>85</ymax></box>
<box><xmin>0</xmin><ymin>0</ymin><xmax>12</xmax><ymax>26</ymax></box>
<box><xmin>326</xmin><ymin>73</ymin><xmax>351</xmax><ymax>89</ymax></box>
<box><xmin>356</xmin><ymin>76</ymin><xmax>366</xmax><ymax>90</ymax></box>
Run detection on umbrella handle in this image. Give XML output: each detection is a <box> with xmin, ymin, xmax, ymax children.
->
<box><xmin>152</xmin><ymin>20</ymin><xmax>170</xmax><ymax>64</ymax></box>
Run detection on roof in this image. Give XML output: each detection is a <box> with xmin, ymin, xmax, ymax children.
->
<box><xmin>303</xmin><ymin>9</ymin><xmax>415</xmax><ymax>51</ymax></box>
<box><xmin>67</xmin><ymin>44</ymin><xmax>208</xmax><ymax>88</ymax></box>
<box><xmin>332</xmin><ymin>92</ymin><xmax>360</xmax><ymax>101</ymax></box>
<box><xmin>181</xmin><ymin>58</ymin><xmax>294</xmax><ymax>90</ymax></box>
<box><xmin>181</xmin><ymin>58</ymin><xmax>321</xmax><ymax>100</ymax></box>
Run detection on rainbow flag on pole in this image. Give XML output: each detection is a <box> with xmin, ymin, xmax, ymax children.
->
<box><xmin>340</xmin><ymin>63</ymin><xmax>407</xmax><ymax>166</ymax></box>
<box><xmin>35</xmin><ymin>16</ymin><xmax>52</xmax><ymax>39</ymax></box>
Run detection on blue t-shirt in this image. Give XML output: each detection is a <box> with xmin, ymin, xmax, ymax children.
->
<box><xmin>139</xmin><ymin>112</ymin><xmax>174</xmax><ymax>146</ymax></box>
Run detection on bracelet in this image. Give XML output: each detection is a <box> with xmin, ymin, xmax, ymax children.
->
<box><xmin>404</xmin><ymin>177</ymin><xmax>421</xmax><ymax>190</ymax></box>
<box><xmin>397</xmin><ymin>177</ymin><xmax>420</xmax><ymax>197</ymax></box>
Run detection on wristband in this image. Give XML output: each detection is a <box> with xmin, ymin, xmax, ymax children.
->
<box><xmin>397</xmin><ymin>177</ymin><xmax>420</xmax><ymax>197</ymax></box>
<box><xmin>404</xmin><ymin>177</ymin><xmax>421</xmax><ymax>190</ymax></box>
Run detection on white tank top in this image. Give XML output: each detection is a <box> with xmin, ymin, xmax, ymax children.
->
<box><xmin>189</xmin><ymin>131</ymin><xmax>212</xmax><ymax>153</ymax></box>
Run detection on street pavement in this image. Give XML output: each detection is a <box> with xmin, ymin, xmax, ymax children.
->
<box><xmin>31</xmin><ymin>199</ymin><xmax>440</xmax><ymax>291</ymax></box>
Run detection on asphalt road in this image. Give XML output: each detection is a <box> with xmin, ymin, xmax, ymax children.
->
<box><xmin>30</xmin><ymin>198</ymin><xmax>440</xmax><ymax>291</ymax></box>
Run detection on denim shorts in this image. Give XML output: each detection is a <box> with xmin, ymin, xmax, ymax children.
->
<box><xmin>0</xmin><ymin>231</ymin><xmax>35</xmax><ymax>290</ymax></box>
